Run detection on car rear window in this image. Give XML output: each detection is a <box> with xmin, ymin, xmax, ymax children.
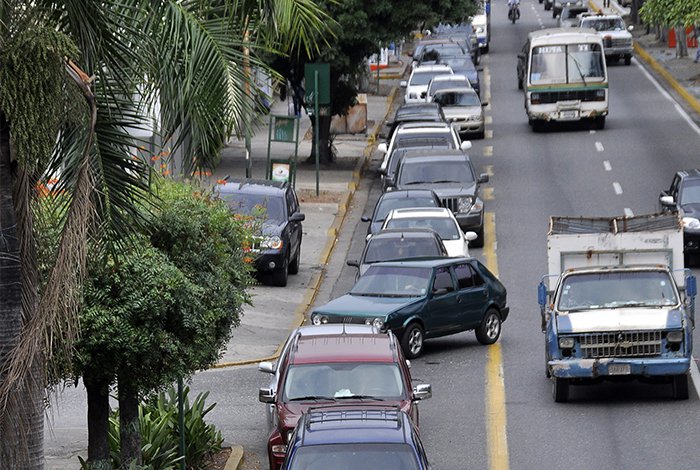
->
<box><xmin>288</xmin><ymin>443</ymin><xmax>420</xmax><ymax>470</ymax></box>
<box><xmin>398</xmin><ymin>160</ymin><xmax>474</xmax><ymax>185</ymax></box>
<box><xmin>375</xmin><ymin>196</ymin><xmax>439</xmax><ymax>221</ymax></box>
<box><xmin>220</xmin><ymin>193</ymin><xmax>285</xmax><ymax>223</ymax></box>
<box><xmin>364</xmin><ymin>237</ymin><xmax>442</xmax><ymax>263</ymax></box>
<box><xmin>385</xmin><ymin>217</ymin><xmax>461</xmax><ymax>240</ymax></box>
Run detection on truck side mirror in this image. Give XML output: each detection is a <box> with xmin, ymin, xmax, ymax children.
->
<box><xmin>537</xmin><ymin>282</ymin><xmax>547</xmax><ymax>307</ymax></box>
<box><xmin>258</xmin><ymin>387</ymin><xmax>275</xmax><ymax>404</ymax></box>
<box><xmin>686</xmin><ymin>275</ymin><xmax>697</xmax><ymax>298</ymax></box>
<box><xmin>659</xmin><ymin>195</ymin><xmax>675</xmax><ymax>208</ymax></box>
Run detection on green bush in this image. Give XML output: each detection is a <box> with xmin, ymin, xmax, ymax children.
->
<box><xmin>80</xmin><ymin>385</ymin><xmax>222</xmax><ymax>470</ymax></box>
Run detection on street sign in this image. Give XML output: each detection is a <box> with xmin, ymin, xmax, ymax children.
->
<box><xmin>304</xmin><ymin>63</ymin><xmax>330</xmax><ymax>105</ymax></box>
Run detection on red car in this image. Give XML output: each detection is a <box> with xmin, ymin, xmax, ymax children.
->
<box><xmin>258</xmin><ymin>324</ymin><xmax>432</xmax><ymax>470</ymax></box>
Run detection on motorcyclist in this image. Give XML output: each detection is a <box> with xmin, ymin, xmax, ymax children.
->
<box><xmin>507</xmin><ymin>0</ymin><xmax>520</xmax><ymax>19</ymax></box>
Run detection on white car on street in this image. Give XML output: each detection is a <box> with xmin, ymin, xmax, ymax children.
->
<box><xmin>380</xmin><ymin>207</ymin><xmax>477</xmax><ymax>257</ymax></box>
<box><xmin>401</xmin><ymin>64</ymin><xmax>453</xmax><ymax>104</ymax></box>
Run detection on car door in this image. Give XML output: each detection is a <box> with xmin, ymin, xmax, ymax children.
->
<box><xmin>423</xmin><ymin>266</ymin><xmax>460</xmax><ymax>336</ymax></box>
<box><xmin>286</xmin><ymin>189</ymin><xmax>302</xmax><ymax>257</ymax></box>
<box><xmin>454</xmin><ymin>262</ymin><xmax>489</xmax><ymax>329</ymax></box>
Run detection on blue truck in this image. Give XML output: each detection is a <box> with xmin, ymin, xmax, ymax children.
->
<box><xmin>538</xmin><ymin>213</ymin><xmax>696</xmax><ymax>402</ymax></box>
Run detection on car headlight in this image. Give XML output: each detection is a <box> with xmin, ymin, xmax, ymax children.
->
<box><xmin>682</xmin><ymin>217</ymin><xmax>700</xmax><ymax>229</ymax></box>
<box><xmin>311</xmin><ymin>314</ymin><xmax>328</xmax><ymax>325</ymax></box>
<box><xmin>467</xmin><ymin>115</ymin><xmax>481</xmax><ymax>121</ymax></box>
<box><xmin>457</xmin><ymin>197</ymin><xmax>473</xmax><ymax>213</ymax></box>
<box><xmin>667</xmin><ymin>331</ymin><xmax>683</xmax><ymax>343</ymax></box>
<box><xmin>365</xmin><ymin>317</ymin><xmax>385</xmax><ymax>329</ymax></box>
<box><xmin>260</xmin><ymin>235</ymin><xmax>283</xmax><ymax>250</ymax></box>
<box><xmin>558</xmin><ymin>336</ymin><xmax>575</xmax><ymax>349</ymax></box>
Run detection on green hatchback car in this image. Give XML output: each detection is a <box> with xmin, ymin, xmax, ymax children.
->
<box><xmin>310</xmin><ymin>258</ymin><xmax>509</xmax><ymax>358</ymax></box>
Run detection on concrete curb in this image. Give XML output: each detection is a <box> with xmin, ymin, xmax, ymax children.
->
<box><xmin>224</xmin><ymin>445</ymin><xmax>244</xmax><ymax>470</ymax></box>
<box><xmin>633</xmin><ymin>42</ymin><xmax>700</xmax><ymax>115</ymax></box>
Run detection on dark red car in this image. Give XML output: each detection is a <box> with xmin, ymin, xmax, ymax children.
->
<box><xmin>258</xmin><ymin>325</ymin><xmax>432</xmax><ymax>470</ymax></box>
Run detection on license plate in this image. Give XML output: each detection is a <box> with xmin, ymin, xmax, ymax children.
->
<box><xmin>608</xmin><ymin>364</ymin><xmax>631</xmax><ymax>375</ymax></box>
<box><xmin>559</xmin><ymin>110</ymin><xmax>579</xmax><ymax>120</ymax></box>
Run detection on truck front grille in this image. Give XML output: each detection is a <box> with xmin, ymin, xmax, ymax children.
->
<box><xmin>537</xmin><ymin>89</ymin><xmax>602</xmax><ymax>104</ymax></box>
<box><xmin>579</xmin><ymin>331</ymin><xmax>662</xmax><ymax>358</ymax></box>
<box><xmin>442</xmin><ymin>197</ymin><xmax>459</xmax><ymax>213</ymax></box>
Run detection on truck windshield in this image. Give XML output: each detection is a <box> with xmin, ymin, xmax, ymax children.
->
<box><xmin>557</xmin><ymin>271</ymin><xmax>678</xmax><ymax>311</ymax></box>
<box><xmin>530</xmin><ymin>43</ymin><xmax>605</xmax><ymax>85</ymax></box>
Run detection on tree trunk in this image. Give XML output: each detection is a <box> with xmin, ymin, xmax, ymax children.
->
<box><xmin>118</xmin><ymin>382</ymin><xmax>141</xmax><ymax>469</ymax></box>
<box><xmin>0</xmin><ymin>111</ymin><xmax>44</xmax><ymax>469</ymax></box>
<box><xmin>85</xmin><ymin>374</ymin><xmax>112</xmax><ymax>470</ymax></box>
<box><xmin>307</xmin><ymin>113</ymin><xmax>333</xmax><ymax>164</ymax></box>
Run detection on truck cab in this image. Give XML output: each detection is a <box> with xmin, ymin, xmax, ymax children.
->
<box><xmin>538</xmin><ymin>214</ymin><xmax>696</xmax><ymax>402</ymax></box>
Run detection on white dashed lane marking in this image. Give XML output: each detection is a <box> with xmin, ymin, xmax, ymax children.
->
<box><xmin>613</xmin><ymin>182</ymin><xmax>623</xmax><ymax>195</ymax></box>
<box><xmin>603</xmin><ymin>160</ymin><xmax>611</xmax><ymax>171</ymax></box>
<box><xmin>624</xmin><ymin>208</ymin><xmax>634</xmax><ymax>217</ymax></box>
<box><xmin>595</xmin><ymin>142</ymin><xmax>604</xmax><ymax>152</ymax></box>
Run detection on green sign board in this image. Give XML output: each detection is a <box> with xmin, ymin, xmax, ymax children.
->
<box><xmin>273</xmin><ymin>116</ymin><xmax>296</xmax><ymax>142</ymax></box>
<box><xmin>304</xmin><ymin>63</ymin><xmax>330</xmax><ymax>105</ymax></box>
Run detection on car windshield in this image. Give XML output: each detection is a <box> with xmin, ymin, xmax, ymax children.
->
<box><xmin>564</xmin><ymin>8</ymin><xmax>587</xmax><ymax>19</ymax></box>
<box><xmin>557</xmin><ymin>271</ymin><xmax>679</xmax><ymax>311</ymax></box>
<box><xmin>350</xmin><ymin>265</ymin><xmax>432</xmax><ymax>296</ymax></box>
<box><xmin>385</xmin><ymin>217</ymin><xmax>462</xmax><ymax>240</ymax></box>
<box><xmin>410</xmin><ymin>71</ymin><xmax>450</xmax><ymax>86</ymax></box>
<box><xmin>375</xmin><ymin>197</ymin><xmax>439</xmax><ymax>221</ymax></box>
<box><xmin>679</xmin><ymin>180</ymin><xmax>700</xmax><ymax>205</ymax></box>
<box><xmin>364</xmin><ymin>237</ymin><xmax>441</xmax><ymax>263</ymax></box>
<box><xmin>283</xmin><ymin>362</ymin><xmax>405</xmax><ymax>401</ymax></box>
<box><xmin>221</xmin><ymin>193</ymin><xmax>285</xmax><ymax>223</ymax></box>
<box><xmin>584</xmin><ymin>18</ymin><xmax>625</xmax><ymax>31</ymax></box>
<box><xmin>288</xmin><ymin>443</ymin><xmax>420</xmax><ymax>470</ymax></box>
<box><xmin>530</xmin><ymin>44</ymin><xmax>605</xmax><ymax>84</ymax></box>
<box><xmin>433</xmin><ymin>91</ymin><xmax>480</xmax><ymax>107</ymax></box>
<box><xmin>398</xmin><ymin>160</ymin><xmax>474</xmax><ymax>185</ymax></box>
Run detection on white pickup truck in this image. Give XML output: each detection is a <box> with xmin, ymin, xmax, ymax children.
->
<box><xmin>538</xmin><ymin>213</ymin><xmax>697</xmax><ymax>402</ymax></box>
<box><xmin>579</xmin><ymin>13</ymin><xmax>634</xmax><ymax>65</ymax></box>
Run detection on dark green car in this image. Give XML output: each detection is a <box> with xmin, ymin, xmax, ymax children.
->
<box><xmin>310</xmin><ymin>258</ymin><xmax>509</xmax><ymax>358</ymax></box>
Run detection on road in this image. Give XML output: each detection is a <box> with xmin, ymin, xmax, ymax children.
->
<box><xmin>58</xmin><ymin>2</ymin><xmax>700</xmax><ymax>469</ymax></box>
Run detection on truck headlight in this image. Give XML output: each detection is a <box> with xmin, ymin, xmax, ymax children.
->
<box><xmin>311</xmin><ymin>314</ymin><xmax>328</xmax><ymax>325</ymax></box>
<box><xmin>682</xmin><ymin>217</ymin><xmax>700</xmax><ymax>229</ymax></box>
<box><xmin>261</xmin><ymin>236</ymin><xmax>283</xmax><ymax>250</ymax></box>
<box><xmin>457</xmin><ymin>197</ymin><xmax>473</xmax><ymax>213</ymax></box>
<box><xmin>595</xmin><ymin>89</ymin><xmax>606</xmax><ymax>101</ymax></box>
<box><xmin>558</xmin><ymin>336</ymin><xmax>575</xmax><ymax>349</ymax></box>
<box><xmin>667</xmin><ymin>331</ymin><xmax>683</xmax><ymax>343</ymax></box>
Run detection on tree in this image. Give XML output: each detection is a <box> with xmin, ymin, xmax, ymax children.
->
<box><xmin>268</xmin><ymin>0</ymin><xmax>479</xmax><ymax>163</ymax></box>
<box><xmin>640</xmin><ymin>0</ymin><xmax>700</xmax><ymax>57</ymax></box>
<box><xmin>74</xmin><ymin>179</ymin><xmax>252</xmax><ymax>468</ymax></box>
<box><xmin>0</xmin><ymin>0</ymin><xmax>329</xmax><ymax>467</ymax></box>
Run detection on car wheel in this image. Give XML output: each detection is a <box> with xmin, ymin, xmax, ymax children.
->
<box><xmin>401</xmin><ymin>323</ymin><xmax>425</xmax><ymax>359</ymax></box>
<box><xmin>517</xmin><ymin>77</ymin><xmax>523</xmax><ymax>90</ymax></box>
<box><xmin>271</xmin><ymin>254</ymin><xmax>289</xmax><ymax>287</ymax></box>
<box><xmin>471</xmin><ymin>226</ymin><xmax>485</xmax><ymax>248</ymax></box>
<box><xmin>552</xmin><ymin>377</ymin><xmax>569</xmax><ymax>403</ymax></box>
<box><xmin>289</xmin><ymin>243</ymin><xmax>301</xmax><ymax>275</ymax></box>
<box><xmin>624</xmin><ymin>55</ymin><xmax>632</xmax><ymax>65</ymax></box>
<box><xmin>475</xmin><ymin>309</ymin><xmax>501</xmax><ymax>345</ymax></box>
<box><xmin>672</xmin><ymin>374</ymin><xmax>689</xmax><ymax>400</ymax></box>
<box><xmin>532</xmin><ymin>119</ymin><xmax>545</xmax><ymax>132</ymax></box>
<box><xmin>595</xmin><ymin>116</ymin><xmax>606</xmax><ymax>130</ymax></box>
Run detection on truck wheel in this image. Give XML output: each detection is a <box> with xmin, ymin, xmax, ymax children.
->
<box><xmin>624</xmin><ymin>55</ymin><xmax>632</xmax><ymax>65</ymax></box>
<box><xmin>672</xmin><ymin>374</ymin><xmax>689</xmax><ymax>400</ymax></box>
<box><xmin>401</xmin><ymin>323</ymin><xmax>425</xmax><ymax>359</ymax></box>
<box><xmin>289</xmin><ymin>244</ymin><xmax>301</xmax><ymax>275</ymax></box>
<box><xmin>271</xmin><ymin>255</ymin><xmax>289</xmax><ymax>287</ymax></box>
<box><xmin>517</xmin><ymin>77</ymin><xmax>523</xmax><ymax>90</ymax></box>
<box><xmin>476</xmin><ymin>309</ymin><xmax>501</xmax><ymax>345</ymax></box>
<box><xmin>553</xmin><ymin>378</ymin><xmax>569</xmax><ymax>403</ymax></box>
<box><xmin>595</xmin><ymin>116</ymin><xmax>606</xmax><ymax>130</ymax></box>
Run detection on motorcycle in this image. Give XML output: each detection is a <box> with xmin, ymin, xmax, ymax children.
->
<box><xmin>508</xmin><ymin>3</ymin><xmax>520</xmax><ymax>23</ymax></box>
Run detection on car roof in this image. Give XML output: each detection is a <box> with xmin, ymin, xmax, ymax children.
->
<box><xmin>370</xmin><ymin>228</ymin><xmax>442</xmax><ymax>240</ymax></box>
<box><xmin>400</xmin><ymin>148</ymin><xmax>470</xmax><ymax>161</ymax></box>
<box><xmin>677</xmin><ymin>169</ymin><xmax>700</xmax><ymax>180</ymax></box>
<box><xmin>433</xmin><ymin>86</ymin><xmax>478</xmax><ymax>95</ymax></box>
<box><xmin>216</xmin><ymin>178</ymin><xmax>288</xmax><ymax>195</ymax></box>
<box><xmin>387</xmin><ymin>207</ymin><xmax>453</xmax><ymax>218</ymax></box>
<box><xmin>370</xmin><ymin>257</ymin><xmax>473</xmax><ymax>269</ymax></box>
<box><xmin>395</xmin><ymin>121</ymin><xmax>453</xmax><ymax>132</ymax></box>
<box><xmin>296</xmin><ymin>408</ymin><xmax>414</xmax><ymax>446</ymax></box>
<box><xmin>412</xmin><ymin>64</ymin><xmax>453</xmax><ymax>73</ymax></box>
<box><xmin>580</xmin><ymin>13</ymin><xmax>622</xmax><ymax>20</ymax></box>
<box><xmin>290</xmin><ymin>333</ymin><xmax>398</xmax><ymax>365</ymax></box>
<box><xmin>378</xmin><ymin>189</ymin><xmax>439</xmax><ymax>200</ymax></box>
<box><xmin>430</xmin><ymin>74</ymin><xmax>469</xmax><ymax>83</ymax></box>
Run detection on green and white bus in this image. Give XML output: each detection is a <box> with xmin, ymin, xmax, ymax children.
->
<box><xmin>517</xmin><ymin>28</ymin><xmax>608</xmax><ymax>131</ymax></box>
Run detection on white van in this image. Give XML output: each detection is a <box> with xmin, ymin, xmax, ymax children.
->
<box><xmin>516</xmin><ymin>28</ymin><xmax>608</xmax><ymax>131</ymax></box>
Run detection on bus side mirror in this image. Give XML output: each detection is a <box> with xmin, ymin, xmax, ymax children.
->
<box><xmin>538</xmin><ymin>282</ymin><xmax>547</xmax><ymax>307</ymax></box>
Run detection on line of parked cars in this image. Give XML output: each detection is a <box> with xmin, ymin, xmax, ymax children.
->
<box><xmin>255</xmin><ymin>16</ymin><xmax>511</xmax><ymax>469</ymax></box>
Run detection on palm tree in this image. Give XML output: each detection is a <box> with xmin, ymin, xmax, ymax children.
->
<box><xmin>0</xmin><ymin>0</ymin><xmax>329</xmax><ymax>467</ymax></box>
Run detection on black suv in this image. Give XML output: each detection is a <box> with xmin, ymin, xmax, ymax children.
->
<box><xmin>282</xmin><ymin>407</ymin><xmax>431</xmax><ymax>470</ymax></box>
<box><xmin>388</xmin><ymin>149</ymin><xmax>489</xmax><ymax>246</ymax></box>
<box><xmin>216</xmin><ymin>178</ymin><xmax>304</xmax><ymax>286</ymax></box>
<box><xmin>659</xmin><ymin>169</ymin><xmax>700</xmax><ymax>263</ymax></box>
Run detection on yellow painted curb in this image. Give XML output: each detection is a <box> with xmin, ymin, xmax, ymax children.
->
<box><xmin>633</xmin><ymin>43</ymin><xmax>700</xmax><ymax>115</ymax></box>
<box><xmin>224</xmin><ymin>445</ymin><xmax>244</xmax><ymax>470</ymax></box>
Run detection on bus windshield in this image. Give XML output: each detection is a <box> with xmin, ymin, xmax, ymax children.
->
<box><xmin>530</xmin><ymin>43</ymin><xmax>604</xmax><ymax>85</ymax></box>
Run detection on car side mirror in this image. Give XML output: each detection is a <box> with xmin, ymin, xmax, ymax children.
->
<box><xmin>481</xmin><ymin>101</ymin><xmax>489</xmax><ymax>107</ymax></box>
<box><xmin>420</xmin><ymin>91</ymin><xmax>427</xmax><ymax>99</ymax></box>
<box><xmin>378</xmin><ymin>167</ymin><xmax>387</xmax><ymax>176</ymax></box>
<box><xmin>258</xmin><ymin>361</ymin><xmax>275</xmax><ymax>374</ymax></box>
<box><xmin>460</xmin><ymin>141</ymin><xmax>472</xmax><ymax>151</ymax></box>
<box><xmin>346</xmin><ymin>259</ymin><xmax>360</xmax><ymax>268</ymax></box>
<box><xmin>377</xmin><ymin>142</ymin><xmax>388</xmax><ymax>154</ymax></box>
<box><xmin>627</xmin><ymin>25</ymin><xmax>634</xmax><ymax>31</ymax></box>
<box><xmin>385</xmin><ymin>177</ymin><xmax>395</xmax><ymax>188</ymax></box>
<box><xmin>413</xmin><ymin>383</ymin><xmax>432</xmax><ymax>401</ymax></box>
<box><xmin>361</xmin><ymin>215</ymin><xmax>371</xmax><ymax>222</ymax></box>
<box><xmin>659</xmin><ymin>195</ymin><xmax>675</xmax><ymax>208</ymax></box>
<box><xmin>258</xmin><ymin>387</ymin><xmax>276</xmax><ymax>404</ymax></box>
<box><xmin>400</xmin><ymin>80</ymin><xmax>408</xmax><ymax>88</ymax></box>
<box><xmin>290</xmin><ymin>212</ymin><xmax>305</xmax><ymax>222</ymax></box>
<box><xmin>477</xmin><ymin>66</ymin><xmax>484</xmax><ymax>72</ymax></box>
<box><xmin>464</xmin><ymin>231</ymin><xmax>478</xmax><ymax>242</ymax></box>
<box><xmin>517</xmin><ymin>52</ymin><xmax>525</xmax><ymax>60</ymax></box>
<box><xmin>478</xmin><ymin>173</ymin><xmax>489</xmax><ymax>184</ymax></box>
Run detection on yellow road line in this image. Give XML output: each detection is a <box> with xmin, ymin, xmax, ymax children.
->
<box><xmin>485</xmin><ymin>129</ymin><xmax>494</xmax><ymax>140</ymax></box>
<box><xmin>484</xmin><ymin>145</ymin><xmax>493</xmax><ymax>157</ymax></box>
<box><xmin>484</xmin><ymin>212</ymin><xmax>509</xmax><ymax>470</ymax></box>
<box><xmin>483</xmin><ymin>187</ymin><xmax>495</xmax><ymax>201</ymax></box>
